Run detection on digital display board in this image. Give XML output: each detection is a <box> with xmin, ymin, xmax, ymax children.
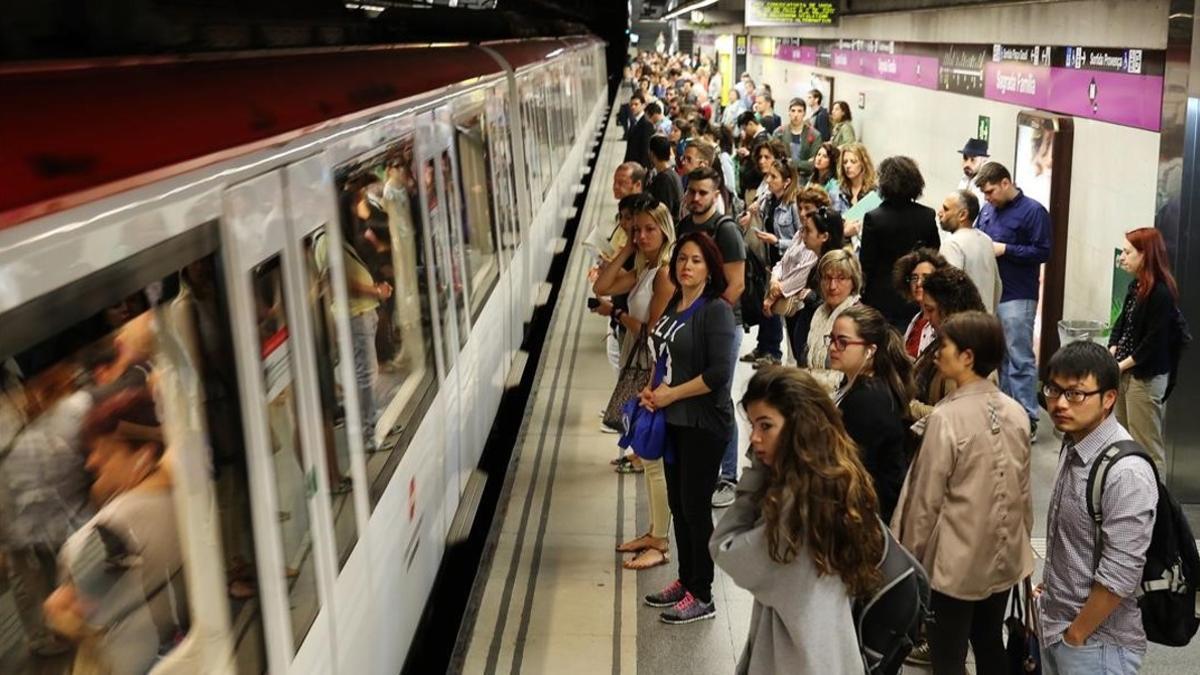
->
<box><xmin>746</xmin><ymin>1</ymin><xmax>838</xmax><ymax>27</ymax></box>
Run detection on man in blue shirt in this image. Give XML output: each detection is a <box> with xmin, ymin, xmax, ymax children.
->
<box><xmin>975</xmin><ymin>162</ymin><xmax>1052</xmax><ymax>436</ymax></box>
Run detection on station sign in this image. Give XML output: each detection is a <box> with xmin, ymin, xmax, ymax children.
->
<box><xmin>761</xmin><ymin>38</ymin><xmax>1165</xmax><ymax>131</ymax></box>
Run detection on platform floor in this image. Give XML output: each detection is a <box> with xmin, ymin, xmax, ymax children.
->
<box><xmin>452</xmin><ymin>106</ymin><xmax>1200</xmax><ymax>675</ymax></box>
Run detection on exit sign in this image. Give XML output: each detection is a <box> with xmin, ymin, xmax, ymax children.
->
<box><xmin>978</xmin><ymin>115</ymin><xmax>991</xmax><ymax>142</ymax></box>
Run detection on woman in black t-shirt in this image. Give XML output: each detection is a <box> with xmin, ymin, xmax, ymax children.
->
<box><xmin>642</xmin><ymin>232</ymin><xmax>736</xmax><ymax>626</ymax></box>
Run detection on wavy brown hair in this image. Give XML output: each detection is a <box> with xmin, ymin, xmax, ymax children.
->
<box><xmin>741</xmin><ymin>367</ymin><xmax>884</xmax><ymax>598</ymax></box>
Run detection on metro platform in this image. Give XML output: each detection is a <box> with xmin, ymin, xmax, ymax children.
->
<box><xmin>449</xmin><ymin>103</ymin><xmax>1200</xmax><ymax>675</ymax></box>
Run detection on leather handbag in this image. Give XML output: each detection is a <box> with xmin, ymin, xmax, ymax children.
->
<box><xmin>1005</xmin><ymin>577</ymin><xmax>1042</xmax><ymax>675</ymax></box>
<box><xmin>770</xmin><ymin>293</ymin><xmax>803</xmax><ymax>318</ymax></box>
<box><xmin>602</xmin><ymin>329</ymin><xmax>652</xmax><ymax>433</ymax></box>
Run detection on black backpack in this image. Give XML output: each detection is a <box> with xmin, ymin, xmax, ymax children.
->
<box><xmin>853</xmin><ymin>519</ymin><xmax>931</xmax><ymax>675</ymax></box>
<box><xmin>1086</xmin><ymin>440</ymin><xmax>1200</xmax><ymax>646</ymax></box>
<box><xmin>741</xmin><ymin>247</ymin><xmax>770</xmax><ymax>328</ymax></box>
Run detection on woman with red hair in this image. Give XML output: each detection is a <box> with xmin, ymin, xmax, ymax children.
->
<box><xmin>1108</xmin><ymin>227</ymin><xmax>1180</xmax><ymax>465</ymax></box>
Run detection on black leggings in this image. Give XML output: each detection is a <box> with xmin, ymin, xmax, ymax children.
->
<box><xmin>664</xmin><ymin>424</ymin><xmax>727</xmax><ymax>604</ymax></box>
<box><xmin>927</xmin><ymin>589</ymin><xmax>1010</xmax><ymax>675</ymax></box>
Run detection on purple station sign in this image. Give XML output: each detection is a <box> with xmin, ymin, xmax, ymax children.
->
<box><xmin>761</xmin><ymin>39</ymin><xmax>1165</xmax><ymax>131</ymax></box>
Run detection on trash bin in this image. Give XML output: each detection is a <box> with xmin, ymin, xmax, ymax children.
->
<box><xmin>1058</xmin><ymin>320</ymin><xmax>1108</xmax><ymax>347</ymax></box>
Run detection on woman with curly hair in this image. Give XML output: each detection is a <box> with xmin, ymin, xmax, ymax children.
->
<box><xmin>711</xmin><ymin>367</ymin><xmax>883</xmax><ymax>673</ymax></box>
<box><xmin>892</xmin><ymin>248</ymin><xmax>949</xmax><ymax>358</ymax></box>
<box><xmin>909</xmin><ymin>266</ymin><xmax>988</xmax><ymax>422</ymax></box>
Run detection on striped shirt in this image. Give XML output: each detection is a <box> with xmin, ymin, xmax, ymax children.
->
<box><xmin>1040</xmin><ymin>413</ymin><xmax>1158</xmax><ymax>652</ymax></box>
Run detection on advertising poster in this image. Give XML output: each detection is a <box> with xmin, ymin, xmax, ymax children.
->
<box><xmin>1013</xmin><ymin>114</ymin><xmax>1056</xmax><ymax>210</ymax></box>
<box><xmin>938</xmin><ymin>43</ymin><xmax>989</xmax><ymax>97</ymax></box>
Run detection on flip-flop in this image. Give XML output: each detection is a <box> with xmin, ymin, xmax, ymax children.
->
<box><xmin>623</xmin><ymin>547</ymin><xmax>670</xmax><ymax>570</ymax></box>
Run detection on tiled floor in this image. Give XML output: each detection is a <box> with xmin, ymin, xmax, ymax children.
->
<box><xmin>454</xmin><ymin>109</ymin><xmax>1200</xmax><ymax>674</ymax></box>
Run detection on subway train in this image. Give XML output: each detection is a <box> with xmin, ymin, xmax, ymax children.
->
<box><xmin>0</xmin><ymin>36</ymin><xmax>607</xmax><ymax>674</ymax></box>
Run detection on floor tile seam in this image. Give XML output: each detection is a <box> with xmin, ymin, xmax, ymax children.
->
<box><xmin>478</xmin><ymin>125</ymin><xmax>620</xmax><ymax>673</ymax></box>
<box><xmin>506</xmin><ymin>149</ymin><xmax>620</xmax><ymax>673</ymax></box>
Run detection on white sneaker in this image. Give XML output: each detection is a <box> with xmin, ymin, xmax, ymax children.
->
<box><xmin>600</xmin><ymin>425</ymin><xmax>619</xmax><ymax>434</ymax></box>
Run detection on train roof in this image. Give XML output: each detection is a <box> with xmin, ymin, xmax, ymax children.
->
<box><xmin>0</xmin><ymin>40</ymin><xmax>581</xmax><ymax>229</ymax></box>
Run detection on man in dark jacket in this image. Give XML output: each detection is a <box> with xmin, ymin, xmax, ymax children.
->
<box><xmin>624</xmin><ymin>93</ymin><xmax>655</xmax><ymax>170</ymax></box>
<box><xmin>775</xmin><ymin>98</ymin><xmax>822</xmax><ymax>180</ymax></box>
<box><xmin>860</xmin><ymin>156</ymin><xmax>940</xmax><ymax>330</ymax></box>
<box><xmin>806</xmin><ymin>89</ymin><xmax>832</xmax><ymax>141</ymax></box>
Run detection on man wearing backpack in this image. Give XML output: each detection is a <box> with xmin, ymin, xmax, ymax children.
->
<box><xmin>676</xmin><ymin>166</ymin><xmax>747</xmax><ymax>509</ymax></box>
<box><xmin>1040</xmin><ymin>342</ymin><xmax>1157</xmax><ymax>674</ymax></box>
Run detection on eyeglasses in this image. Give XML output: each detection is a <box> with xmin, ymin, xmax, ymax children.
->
<box><xmin>1041</xmin><ymin>384</ymin><xmax>1103</xmax><ymax>405</ymax></box>
<box><xmin>823</xmin><ymin>334</ymin><xmax>868</xmax><ymax>352</ymax></box>
<box><xmin>821</xmin><ymin>274</ymin><xmax>851</xmax><ymax>285</ymax></box>
<box><xmin>906</xmin><ymin>273</ymin><xmax>931</xmax><ymax>285</ymax></box>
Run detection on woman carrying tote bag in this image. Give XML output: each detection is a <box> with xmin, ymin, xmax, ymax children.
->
<box><xmin>593</xmin><ymin>195</ymin><xmax>677</xmax><ymax>569</ymax></box>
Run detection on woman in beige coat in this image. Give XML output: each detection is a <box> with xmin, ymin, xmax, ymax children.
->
<box><xmin>891</xmin><ymin>311</ymin><xmax>1033</xmax><ymax>675</ymax></box>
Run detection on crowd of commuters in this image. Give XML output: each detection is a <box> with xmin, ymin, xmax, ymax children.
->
<box><xmin>590</xmin><ymin>49</ymin><xmax>1189</xmax><ymax>674</ymax></box>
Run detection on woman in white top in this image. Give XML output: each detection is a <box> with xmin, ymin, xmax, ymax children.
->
<box><xmin>593</xmin><ymin>195</ymin><xmax>677</xmax><ymax>569</ymax></box>
<box><xmin>763</xmin><ymin>188</ymin><xmax>842</xmax><ymax>365</ymax></box>
<box><xmin>805</xmin><ymin>249</ymin><xmax>863</xmax><ymax>393</ymax></box>
<box><xmin>712</xmin><ymin>367</ymin><xmax>883</xmax><ymax>674</ymax></box>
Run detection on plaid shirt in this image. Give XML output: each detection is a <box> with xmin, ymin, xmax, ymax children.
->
<box><xmin>1040</xmin><ymin>413</ymin><xmax>1158</xmax><ymax>652</ymax></box>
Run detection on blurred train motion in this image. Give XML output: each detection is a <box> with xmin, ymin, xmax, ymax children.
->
<box><xmin>0</xmin><ymin>36</ymin><xmax>607</xmax><ymax>674</ymax></box>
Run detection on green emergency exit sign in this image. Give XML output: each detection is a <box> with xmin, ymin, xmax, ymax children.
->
<box><xmin>977</xmin><ymin>115</ymin><xmax>991</xmax><ymax>143</ymax></box>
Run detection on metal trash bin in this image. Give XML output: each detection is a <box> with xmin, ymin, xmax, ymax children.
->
<box><xmin>1058</xmin><ymin>320</ymin><xmax>1108</xmax><ymax>347</ymax></box>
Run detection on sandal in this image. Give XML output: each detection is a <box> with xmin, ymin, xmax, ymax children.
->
<box><xmin>616</xmin><ymin>533</ymin><xmax>655</xmax><ymax>553</ymax></box>
<box><xmin>623</xmin><ymin>546</ymin><xmax>670</xmax><ymax>570</ymax></box>
<box><xmin>228</xmin><ymin>578</ymin><xmax>257</xmax><ymax>600</ymax></box>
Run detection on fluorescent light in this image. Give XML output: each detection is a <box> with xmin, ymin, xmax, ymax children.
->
<box><xmin>663</xmin><ymin>0</ymin><xmax>718</xmax><ymax>21</ymax></box>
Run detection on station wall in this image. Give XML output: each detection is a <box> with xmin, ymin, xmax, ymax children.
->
<box><xmin>750</xmin><ymin>54</ymin><xmax>1158</xmax><ymax>327</ymax></box>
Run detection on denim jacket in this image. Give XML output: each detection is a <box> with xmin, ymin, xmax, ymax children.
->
<box><xmin>768</xmin><ymin>199</ymin><xmax>800</xmax><ymax>253</ymax></box>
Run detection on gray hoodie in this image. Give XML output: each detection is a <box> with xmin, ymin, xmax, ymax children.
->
<box><xmin>710</xmin><ymin>459</ymin><xmax>866</xmax><ymax>674</ymax></box>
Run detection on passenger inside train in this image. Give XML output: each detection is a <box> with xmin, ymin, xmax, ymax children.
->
<box><xmin>584</xmin><ymin>48</ymin><xmax>1195</xmax><ymax>674</ymax></box>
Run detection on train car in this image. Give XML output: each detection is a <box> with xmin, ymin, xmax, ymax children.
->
<box><xmin>0</xmin><ymin>36</ymin><xmax>607</xmax><ymax>675</ymax></box>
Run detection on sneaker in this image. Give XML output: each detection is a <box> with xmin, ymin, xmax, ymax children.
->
<box><xmin>1030</xmin><ymin>418</ymin><xmax>1039</xmax><ymax>443</ymax></box>
<box><xmin>600</xmin><ymin>424</ymin><xmax>620</xmax><ymax>434</ymax></box>
<box><xmin>659</xmin><ymin>592</ymin><xmax>716</xmax><ymax>624</ymax></box>
<box><xmin>752</xmin><ymin>354</ymin><xmax>781</xmax><ymax>369</ymax></box>
<box><xmin>711</xmin><ymin>479</ymin><xmax>736</xmax><ymax>508</ymax></box>
<box><xmin>738</xmin><ymin>349</ymin><xmax>764</xmax><ymax>363</ymax></box>
<box><xmin>644</xmin><ymin>579</ymin><xmax>687</xmax><ymax>607</ymax></box>
<box><xmin>904</xmin><ymin>639</ymin><xmax>931</xmax><ymax>666</ymax></box>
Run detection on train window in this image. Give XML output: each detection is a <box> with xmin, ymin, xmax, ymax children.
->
<box><xmin>485</xmin><ymin>86</ymin><xmax>520</xmax><ymax>249</ymax></box>
<box><xmin>333</xmin><ymin>138</ymin><xmax>439</xmax><ymax>513</ymax></box>
<box><xmin>440</xmin><ymin>150</ymin><xmax>472</xmax><ymax>345</ymax></box>
<box><xmin>0</xmin><ymin>226</ymin><xmax>269</xmax><ymax>674</ymax></box>
<box><xmin>520</xmin><ymin>90</ymin><xmax>543</xmax><ymax>204</ymax></box>
<box><xmin>535</xmin><ymin>88</ymin><xmax>553</xmax><ymax>201</ymax></box>
<box><xmin>250</xmin><ymin>255</ymin><xmax>320</xmax><ymax>653</ymax></box>
<box><xmin>301</xmin><ymin>227</ymin><xmax>359</xmax><ymax>570</ymax></box>
<box><xmin>454</xmin><ymin>112</ymin><xmax>501</xmax><ymax>320</ymax></box>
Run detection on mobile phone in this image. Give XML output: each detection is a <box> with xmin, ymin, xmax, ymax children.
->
<box><xmin>587</xmin><ymin>297</ymin><xmax>601</xmax><ymax>310</ymax></box>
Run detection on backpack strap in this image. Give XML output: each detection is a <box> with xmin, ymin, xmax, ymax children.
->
<box><xmin>1085</xmin><ymin>439</ymin><xmax>1158</xmax><ymax>573</ymax></box>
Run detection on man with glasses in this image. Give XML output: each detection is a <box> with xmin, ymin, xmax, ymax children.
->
<box><xmin>1039</xmin><ymin>341</ymin><xmax>1157</xmax><ymax>675</ymax></box>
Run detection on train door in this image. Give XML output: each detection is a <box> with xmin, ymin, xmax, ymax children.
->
<box><xmin>415</xmin><ymin>107</ymin><xmax>467</xmax><ymax>537</ymax></box>
<box><xmin>220</xmin><ymin>171</ymin><xmax>337</xmax><ymax>674</ymax></box>
<box><xmin>451</xmin><ymin>90</ymin><xmax>510</xmax><ymax>467</ymax></box>
<box><xmin>0</xmin><ymin>209</ymin><xmax>284</xmax><ymax>674</ymax></box>
<box><xmin>280</xmin><ymin>154</ymin><xmax>376</xmax><ymax>675</ymax></box>
<box><xmin>485</xmin><ymin>81</ymin><xmax>528</xmax><ymax>368</ymax></box>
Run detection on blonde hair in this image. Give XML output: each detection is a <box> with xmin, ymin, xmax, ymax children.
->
<box><xmin>817</xmin><ymin>248</ymin><xmax>864</xmax><ymax>295</ymax></box>
<box><xmin>633</xmin><ymin>202</ymin><xmax>676</xmax><ymax>275</ymax></box>
<box><xmin>836</xmin><ymin>142</ymin><xmax>878</xmax><ymax>197</ymax></box>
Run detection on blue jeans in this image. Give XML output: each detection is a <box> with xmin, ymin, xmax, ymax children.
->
<box><xmin>350</xmin><ymin>310</ymin><xmax>380</xmax><ymax>446</ymax></box>
<box><xmin>1043</xmin><ymin>638</ymin><xmax>1143</xmax><ymax>675</ymax></box>
<box><xmin>719</xmin><ymin>328</ymin><xmax>743</xmax><ymax>482</ymax></box>
<box><xmin>755</xmin><ymin>314</ymin><xmax>783</xmax><ymax>359</ymax></box>
<box><xmin>997</xmin><ymin>299</ymin><xmax>1040</xmax><ymax>422</ymax></box>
